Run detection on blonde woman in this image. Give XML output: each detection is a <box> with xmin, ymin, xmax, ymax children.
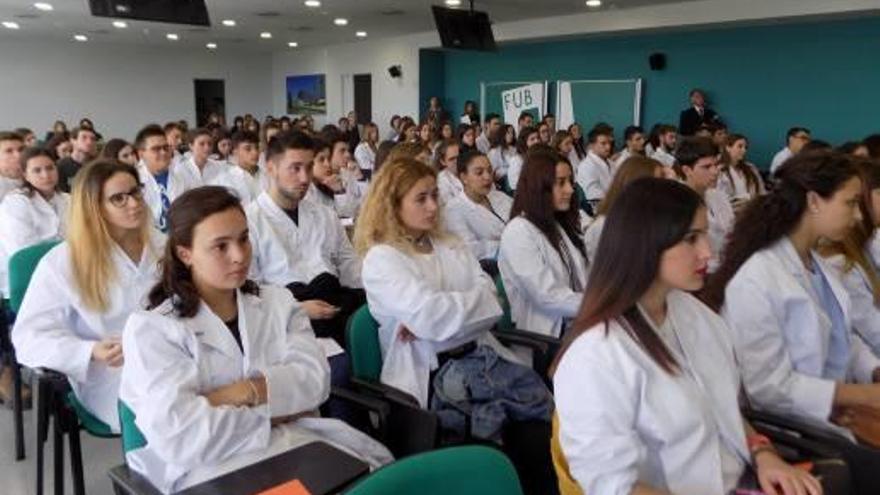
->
<box><xmin>12</xmin><ymin>160</ymin><xmax>164</xmax><ymax>430</ymax></box>
<box><xmin>353</xmin><ymin>158</ymin><xmax>553</xmax><ymax>468</ymax></box>
<box><xmin>354</xmin><ymin>122</ymin><xmax>379</xmax><ymax>178</ymax></box>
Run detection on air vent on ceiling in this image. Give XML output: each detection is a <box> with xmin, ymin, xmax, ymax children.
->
<box><xmin>255</xmin><ymin>11</ymin><xmax>282</xmax><ymax>18</ymax></box>
<box><xmin>380</xmin><ymin>9</ymin><xmax>406</xmax><ymax>16</ymax></box>
<box><xmin>15</xmin><ymin>13</ymin><xmax>40</xmax><ymax>19</ymax></box>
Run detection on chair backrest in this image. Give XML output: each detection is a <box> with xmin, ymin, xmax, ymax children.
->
<box><xmin>8</xmin><ymin>240</ymin><xmax>61</xmax><ymax>313</ymax></box>
<box><xmin>346</xmin><ymin>445</ymin><xmax>524</xmax><ymax>495</ymax></box>
<box><xmin>346</xmin><ymin>305</ymin><xmax>384</xmax><ymax>382</ymax></box>
<box><xmin>118</xmin><ymin>401</ymin><xmax>147</xmax><ymax>454</ymax></box>
<box><xmin>494</xmin><ymin>274</ymin><xmax>513</xmax><ymax>331</ymax></box>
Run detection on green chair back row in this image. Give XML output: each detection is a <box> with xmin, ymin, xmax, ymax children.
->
<box><xmin>346</xmin><ymin>305</ymin><xmax>384</xmax><ymax>382</ymax></box>
<box><xmin>8</xmin><ymin>240</ymin><xmax>61</xmax><ymax>313</ymax></box>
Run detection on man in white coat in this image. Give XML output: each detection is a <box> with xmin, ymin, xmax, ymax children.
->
<box><xmin>612</xmin><ymin>125</ymin><xmax>645</xmax><ymax>169</ymax></box>
<box><xmin>247</xmin><ymin>131</ymin><xmax>364</xmax><ymax>347</ymax></box>
<box><xmin>476</xmin><ymin>113</ymin><xmax>500</xmax><ymax>154</ymax></box>
<box><xmin>210</xmin><ymin>130</ymin><xmax>267</xmax><ymax>205</ymax></box>
<box><xmin>576</xmin><ymin>127</ymin><xmax>614</xmax><ymax>203</ymax></box>
<box><xmin>134</xmin><ymin>124</ymin><xmax>199</xmax><ymax>233</ymax></box>
<box><xmin>650</xmin><ymin>124</ymin><xmax>678</xmax><ymax>167</ymax></box>
<box><xmin>770</xmin><ymin>127</ymin><xmax>811</xmax><ymax>174</ymax></box>
<box><xmin>0</xmin><ymin>131</ymin><xmax>23</xmax><ymax>202</ymax></box>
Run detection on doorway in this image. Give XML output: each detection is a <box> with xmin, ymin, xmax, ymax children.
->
<box><xmin>353</xmin><ymin>74</ymin><xmax>372</xmax><ymax>124</ymax></box>
<box><xmin>194</xmin><ymin>79</ymin><xmax>226</xmax><ymax>127</ymax></box>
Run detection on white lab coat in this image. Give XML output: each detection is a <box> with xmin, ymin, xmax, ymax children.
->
<box><xmin>436</xmin><ymin>169</ymin><xmax>463</xmax><ymax>206</ymax></box>
<box><xmin>716</xmin><ymin>163</ymin><xmax>765</xmax><ymax>201</ymax></box>
<box><xmin>576</xmin><ymin>151</ymin><xmax>613</xmax><ymax>201</ymax></box>
<box><xmin>137</xmin><ymin>160</ymin><xmax>200</xmax><ymax>230</ymax></box>
<box><xmin>723</xmin><ymin>238</ymin><xmax>880</xmax><ymax>434</ymax></box>
<box><xmin>488</xmin><ymin>147</ymin><xmax>515</xmax><ymax>181</ymax></box>
<box><xmin>444</xmin><ymin>190</ymin><xmax>512</xmax><ymax>261</ymax></box>
<box><xmin>611</xmin><ymin>148</ymin><xmax>634</xmax><ymax>170</ymax></box>
<box><xmin>0</xmin><ymin>176</ymin><xmax>21</xmax><ymax>201</ymax></box>
<box><xmin>583</xmin><ymin>214</ymin><xmax>605</xmax><ymax>263</ymax></box>
<box><xmin>12</xmin><ymin>231</ymin><xmax>164</xmax><ymax>431</ymax></box>
<box><xmin>705</xmin><ymin>188</ymin><xmax>736</xmax><ymax>272</ymax></box>
<box><xmin>247</xmin><ymin>192</ymin><xmax>361</xmax><ymax>288</ymax></box>
<box><xmin>180</xmin><ymin>156</ymin><xmax>228</xmax><ymax>186</ymax></box>
<box><xmin>476</xmin><ymin>133</ymin><xmax>491</xmax><ymax>154</ymax></box>
<box><xmin>361</xmin><ymin>239</ymin><xmax>524</xmax><ymax>407</ymax></box>
<box><xmin>498</xmin><ymin>216</ymin><xmax>588</xmax><ymax>338</ymax></box>
<box><xmin>209</xmin><ymin>165</ymin><xmax>269</xmax><ymax>205</ymax></box>
<box><xmin>0</xmin><ymin>190</ymin><xmax>69</xmax><ymax>296</ymax></box>
<box><xmin>354</xmin><ymin>142</ymin><xmax>376</xmax><ymax>171</ymax></box>
<box><xmin>119</xmin><ymin>285</ymin><xmax>392</xmax><ymax>494</ymax></box>
<box><xmin>826</xmin><ymin>254</ymin><xmax>880</xmax><ymax>355</ymax></box>
<box><xmin>771</xmin><ymin>147</ymin><xmax>794</xmax><ymax>174</ymax></box>
<box><xmin>650</xmin><ymin>147</ymin><xmax>676</xmax><ymax>168</ymax></box>
<box><xmin>506</xmin><ymin>153</ymin><xmax>524</xmax><ymax>190</ymax></box>
<box><xmin>555</xmin><ymin>290</ymin><xmax>750</xmax><ymax>495</ymax></box>
<box><xmin>306</xmin><ymin>182</ymin><xmax>364</xmax><ymax>220</ymax></box>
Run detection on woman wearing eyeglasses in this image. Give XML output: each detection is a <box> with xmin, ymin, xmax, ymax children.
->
<box><xmin>13</xmin><ymin>160</ymin><xmax>164</xmax><ymax>431</ymax></box>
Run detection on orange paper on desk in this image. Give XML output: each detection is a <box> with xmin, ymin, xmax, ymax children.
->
<box><xmin>255</xmin><ymin>479</ymin><xmax>312</xmax><ymax>495</ymax></box>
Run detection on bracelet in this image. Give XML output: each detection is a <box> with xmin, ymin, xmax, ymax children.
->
<box><xmin>246</xmin><ymin>379</ymin><xmax>260</xmax><ymax>407</ymax></box>
<box><xmin>746</xmin><ymin>433</ymin><xmax>776</xmax><ymax>461</ymax></box>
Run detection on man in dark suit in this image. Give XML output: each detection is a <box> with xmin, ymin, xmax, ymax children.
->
<box><xmin>679</xmin><ymin>89</ymin><xmax>721</xmax><ymax>136</ymax></box>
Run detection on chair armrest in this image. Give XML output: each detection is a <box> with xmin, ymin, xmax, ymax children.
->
<box><xmin>492</xmin><ymin>328</ymin><xmax>561</xmax><ymax>380</ymax></box>
<box><xmin>108</xmin><ymin>464</ymin><xmax>164</xmax><ymax>495</ymax></box>
<box><xmin>350</xmin><ymin>377</ymin><xmax>421</xmax><ymax>408</ymax></box>
<box><xmin>327</xmin><ymin>385</ymin><xmax>392</xmax><ymax>441</ymax></box>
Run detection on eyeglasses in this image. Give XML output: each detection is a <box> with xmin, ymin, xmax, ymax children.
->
<box><xmin>106</xmin><ymin>184</ymin><xmax>144</xmax><ymax>207</ymax></box>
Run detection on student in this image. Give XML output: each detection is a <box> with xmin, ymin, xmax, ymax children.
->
<box><xmin>487</xmin><ymin>124</ymin><xmax>516</xmax><ymax>183</ymax></box>
<box><xmin>0</xmin><ymin>147</ymin><xmax>70</xmax><ymax>295</ymax></box>
<box><xmin>476</xmin><ymin>113</ymin><xmax>500</xmax><ymax>154</ymax></box>
<box><xmin>373</xmin><ymin>140</ymin><xmax>396</xmax><ymax>174</ymax></box>
<box><xmin>354</xmin><ymin>155</ymin><xmax>552</xmax><ymax>432</ymax></box>
<box><xmin>181</xmin><ymin>128</ymin><xmax>227</xmax><ymax>184</ymax></box>
<box><xmin>612</xmin><ymin>125</ymin><xmax>645</xmax><ymax>169</ymax></box>
<box><xmin>444</xmin><ymin>150</ymin><xmax>512</xmax><ymax>271</ymax></box>
<box><xmin>711</xmin><ymin>122</ymin><xmax>729</xmax><ymax>149</ymax></box>
<box><xmin>100</xmin><ymin>138</ymin><xmax>138</xmax><ymax>166</ymax></box>
<box><xmin>821</xmin><ymin>159</ymin><xmax>880</xmax><ymax>355</ymax></box>
<box><xmin>135</xmin><ymin>124</ymin><xmax>199</xmax><ymax>233</ymax></box>
<box><xmin>308</xmin><ymin>136</ymin><xmax>363</xmax><ymax>220</ymax></box>
<box><xmin>499</xmin><ymin>149</ymin><xmax>587</xmax><ymax>338</ymax></box>
<box><xmin>674</xmin><ymin>137</ymin><xmax>734</xmax><ymax>272</ymax></box>
<box><xmin>517</xmin><ymin>111</ymin><xmax>534</xmax><ymax>133</ymax></box>
<box><xmin>12</xmin><ymin>160</ymin><xmax>163</xmax><ymax>430</ymax></box>
<box><xmin>584</xmin><ymin>156</ymin><xmax>666</xmax><ymax>261</ymax></box>
<box><xmin>704</xmin><ymin>151</ymin><xmax>880</xmax><ymax>438</ymax></box>
<box><xmin>0</xmin><ymin>132</ymin><xmax>24</xmax><ymax>201</ymax></box>
<box><xmin>457</xmin><ymin>124</ymin><xmax>477</xmax><ymax>153</ymax></box>
<box><xmin>247</xmin><ymin>131</ymin><xmax>363</xmax><ymax>347</ymax></box>
<box><xmin>14</xmin><ymin>128</ymin><xmax>37</xmax><ymax>148</ymax></box>
<box><xmin>163</xmin><ymin>122</ymin><xmax>185</xmax><ymax>160</ymax></box>
<box><xmin>553</xmin><ymin>178</ymin><xmax>821</xmax><ymax>495</ymax></box>
<box><xmin>386</xmin><ymin>115</ymin><xmax>402</xmax><ymax>142</ymax></box>
<box><xmin>538</xmin><ymin>122</ymin><xmax>552</xmax><ymax>145</ymax></box>
<box><xmin>551</xmin><ymin>131</ymin><xmax>575</xmax><ymax>163</ymax></box>
<box><xmin>45</xmin><ymin>132</ymin><xmax>73</xmax><ymax>162</ymax></box>
<box><xmin>399</xmin><ymin>121</ymin><xmax>417</xmax><ymax>143</ymax></box>
<box><xmin>435</xmin><ymin>139</ymin><xmax>462</xmax><ymax>205</ymax></box>
<box><xmin>119</xmin><ymin>187</ymin><xmax>390</xmax><ymax>494</ymax></box>
<box><xmin>354</xmin><ymin>122</ymin><xmax>379</xmax><ymax>178</ymax></box>
<box><xmin>717</xmin><ymin>133</ymin><xmax>765</xmax><ymax>206</ymax></box>
<box><xmin>770</xmin><ymin>127</ymin><xmax>811</xmax><ymax>173</ymax></box>
<box><xmin>461</xmin><ymin>100</ymin><xmax>480</xmax><ymax>126</ymax></box>
<box><xmin>257</xmin><ymin>121</ymin><xmax>282</xmax><ymax>170</ymax></box>
<box><xmin>576</xmin><ymin>127</ymin><xmax>615</xmax><ymax>204</ymax></box>
<box><xmin>568</xmin><ymin>123</ymin><xmax>587</xmax><ymax>164</ymax></box>
<box><xmin>649</xmin><ymin>124</ymin><xmax>678</xmax><ymax>167</ymax></box>
<box><xmin>210</xmin><ymin>130</ymin><xmax>266</xmax><ymax>204</ymax></box>
<box><xmin>57</xmin><ymin>126</ymin><xmax>97</xmax><ymax>193</ymax></box>
<box><xmin>211</xmin><ymin>130</ymin><xmax>233</xmax><ymax>164</ymax></box>
<box><xmin>543</xmin><ymin>113</ymin><xmax>557</xmax><ymax>133</ymax></box>
<box><xmin>386</xmin><ymin>141</ymin><xmax>432</xmax><ymax>167</ymax></box>
<box><xmin>506</xmin><ymin>126</ymin><xmax>540</xmax><ymax>191</ymax></box>
<box><xmin>426</xmin><ymin>97</ymin><xmax>451</xmax><ymax>128</ymax></box>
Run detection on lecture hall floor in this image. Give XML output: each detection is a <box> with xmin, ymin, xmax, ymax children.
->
<box><xmin>0</xmin><ymin>405</ymin><xmax>118</xmax><ymax>495</ymax></box>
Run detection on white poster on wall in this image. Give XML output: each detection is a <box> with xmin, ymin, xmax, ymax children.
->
<box><xmin>557</xmin><ymin>81</ymin><xmax>574</xmax><ymax>130</ymax></box>
<box><xmin>501</xmin><ymin>83</ymin><xmax>544</xmax><ymax>125</ymax></box>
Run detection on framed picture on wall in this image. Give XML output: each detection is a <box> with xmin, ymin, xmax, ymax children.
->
<box><xmin>286</xmin><ymin>74</ymin><xmax>327</xmax><ymax>115</ymax></box>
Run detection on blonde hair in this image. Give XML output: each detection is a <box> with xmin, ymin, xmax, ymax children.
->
<box><xmin>387</xmin><ymin>141</ymin><xmax>430</xmax><ymax>164</ymax></box>
<box><xmin>67</xmin><ymin>160</ymin><xmax>150</xmax><ymax>312</ymax></box>
<box><xmin>353</xmin><ymin>158</ymin><xmax>449</xmax><ymax>257</ymax></box>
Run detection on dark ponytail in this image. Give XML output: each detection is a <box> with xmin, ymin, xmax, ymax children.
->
<box><xmin>147</xmin><ymin>186</ymin><xmax>259</xmax><ymax>317</ymax></box>
<box><xmin>701</xmin><ymin>151</ymin><xmax>859</xmax><ymax>311</ymax></box>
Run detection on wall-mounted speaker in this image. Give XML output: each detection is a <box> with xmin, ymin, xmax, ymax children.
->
<box><xmin>388</xmin><ymin>65</ymin><xmax>403</xmax><ymax>78</ymax></box>
<box><xmin>649</xmin><ymin>53</ymin><xmax>666</xmax><ymax>71</ymax></box>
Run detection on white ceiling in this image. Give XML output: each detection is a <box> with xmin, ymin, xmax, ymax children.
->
<box><xmin>0</xmin><ymin>0</ymin><xmax>701</xmax><ymax>51</ymax></box>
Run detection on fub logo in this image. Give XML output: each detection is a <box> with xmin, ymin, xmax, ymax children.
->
<box><xmin>501</xmin><ymin>83</ymin><xmax>543</xmax><ymax>124</ymax></box>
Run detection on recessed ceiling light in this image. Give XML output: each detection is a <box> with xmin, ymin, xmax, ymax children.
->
<box><xmin>260</xmin><ymin>31</ymin><xmax>272</xmax><ymax>39</ymax></box>
<box><xmin>206</xmin><ymin>42</ymin><xmax>217</xmax><ymax>49</ymax></box>
<box><xmin>585</xmin><ymin>0</ymin><xmax>602</xmax><ymax>7</ymax></box>
<box><xmin>304</xmin><ymin>0</ymin><xmax>321</xmax><ymax>7</ymax></box>
<box><xmin>288</xmin><ymin>41</ymin><xmax>299</xmax><ymax>48</ymax></box>
<box><xmin>333</xmin><ymin>18</ymin><xmax>348</xmax><ymax>26</ymax></box>
<box><xmin>356</xmin><ymin>31</ymin><xmax>367</xmax><ymax>38</ymax></box>
<box><xmin>73</xmin><ymin>34</ymin><xmax>88</xmax><ymax>42</ymax></box>
<box><xmin>2</xmin><ymin>21</ymin><xmax>20</xmax><ymax>29</ymax></box>
<box><xmin>33</xmin><ymin>2</ymin><xmax>53</xmax><ymax>11</ymax></box>
<box><xmin>112</xmin><ymin>20</ymin><xmax>127</xmax><ymax>28</ymax></box>
<box><xmin>166</xmin><ymin>33</ymin><xmax>178</xmax><ymax>40</ymax></box>
<box><xmin>222</xmin><ymin>19</ymin><xmax>236</xmax><ymax>27</ymax></box>
<box><xmin>445</xmin><ymin>0</ymin><xmax>462</xmax><ymax>6</ymax></box>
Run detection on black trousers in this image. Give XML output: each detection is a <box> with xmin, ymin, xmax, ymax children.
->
<box><xmin>286</xmin><ymin>272</ymin><xmax>366</xmax><ymax>348</ymax></box>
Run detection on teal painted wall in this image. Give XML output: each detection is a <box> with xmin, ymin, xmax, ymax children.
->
<box><xmin>422</xmin><ymin>17</ymin><xmax>880</xmax><ymax>168</ymax></box>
